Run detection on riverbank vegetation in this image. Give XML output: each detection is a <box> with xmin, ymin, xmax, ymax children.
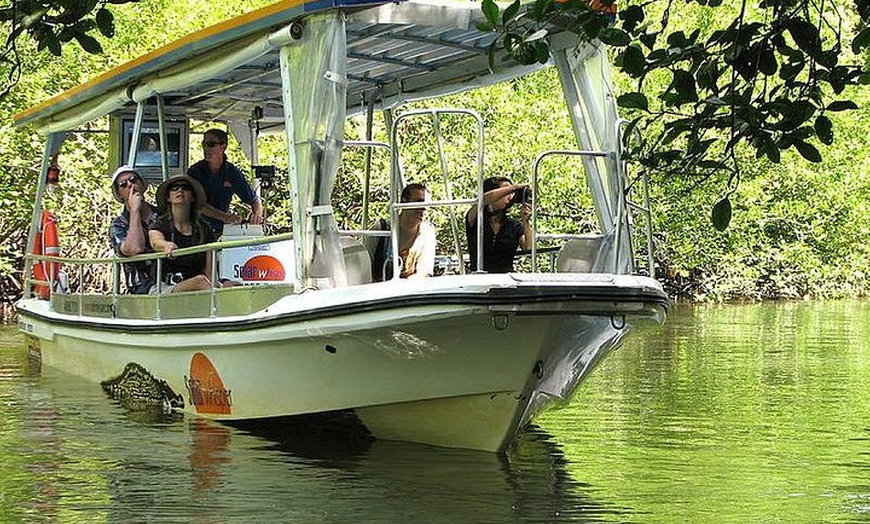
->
<box><xmin>1</xmin><ymin>0</ymin><xmax>869</xmax><ymax>322</ymax></box>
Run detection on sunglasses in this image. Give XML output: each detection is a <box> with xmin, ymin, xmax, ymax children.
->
<box><xmin>116</xmin><ymin>175</ymin><xmax>142</xmax><ymax>189</ymax></box>
<box><xmin>202</xmin><ymin>140</ymin><xmax>224</xmax><ymax>148</ymax></box>
<box><xmin>168</xmin><ymin>184</ymin><xmax>192</xmax><ymax>192</ymax></box>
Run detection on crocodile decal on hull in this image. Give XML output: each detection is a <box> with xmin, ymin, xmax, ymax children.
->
<box><xmin>101</xmin><ymin>362</ymin><xmax>184</xmax><ymax>412</ymax></box>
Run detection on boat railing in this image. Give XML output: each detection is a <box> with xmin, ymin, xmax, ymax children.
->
<box><xmin>390</xmin><ymin>108</ymin><xmax>485</xmax><ymax>276</ymax></box>
<box><xmin>531</xmin><ymin>150</ymin><xmax>610</xmax><ymax>273</ymax></box>
<box><xmin>617</xmin><ymin>119</ymin><xmax>655</xmax><ymax>277</ymax></box>
<box><xmin>23</xmin><ymin>232</ymin><xmax>295</xmax><ymax>319</ymax></box>
<box><xmin>343</xmin><ymin>139</ymin><xmax>391</xmax><ymax>229</ymax></box>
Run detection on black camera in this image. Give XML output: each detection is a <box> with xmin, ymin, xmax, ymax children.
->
<box><xmin>513</xmin><ymin>186</ymin><xmax>533</xmax><ymax>206</ymax></box>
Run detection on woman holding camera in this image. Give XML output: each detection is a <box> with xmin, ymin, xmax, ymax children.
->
<box><xmin>465</xmin><ymin>176</ymin><xmax>533</xmax><ymax>273</ymax></box>
<box><xmin>148</xmin><ymin>175</ymin><xmax>217</xmax><ymax>293</ymax></box>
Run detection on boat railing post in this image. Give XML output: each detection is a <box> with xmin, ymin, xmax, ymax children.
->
<box><xmin>618</xmin><ymin>119</ymin><xmax>655</xmax><ymax>276</ymax></box>
<box><xmin>112</xmin><ymin>260</ymin><xmax>120</xmax><ymax>318</ymax></box>
<box><xmin>210</xmin><ymin>249</ymin><xmax>217</xmax><ymax>318</ymax></box>
<box><xmin>431</xmin><ymin>111</ymin><xmax>464</xmax><ymax>271</ymax></box>
<box><xmin>77</xmin><ymin>263</ymin><xmax>84</xmax><ymax>317</ymax></box>
<box><xmin>155</xmin><ymin>258</ymin><xmax>163</xmax><ymax>320</ymax></box>
<box><xmin>156</xmin><ymin>96</ymin><xmax>170</xmax><ymax>181</ymax></box>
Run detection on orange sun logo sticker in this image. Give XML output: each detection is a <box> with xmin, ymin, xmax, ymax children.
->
<box><xmin>238</xmin><ymin>255</ymin><xmax>286</xmax><ymax>281</ymax></box>
<box><xmin>186</xmin><ymin>352</ymin><xmax>232</xmax><ymax>415</ymax></box>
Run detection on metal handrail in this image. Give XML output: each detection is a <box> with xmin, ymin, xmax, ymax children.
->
<box><xmin>390</xmin><ymin>108</ymin><xmax>485</xmax><ymax>277</ymax></box>
<box><xmin>23</xmin><ymin>232</ymin><xmax>296</xmax><ymax>318</ymax></box>
<box><xmin>617</xmin><ymin>119</ymin><xmax>655</xmax><ymax>276</ymax></box>
<box><xmin>531</xmin><ymin>149</ymin><xmax>608</xmax><ymax>272</ymax></box>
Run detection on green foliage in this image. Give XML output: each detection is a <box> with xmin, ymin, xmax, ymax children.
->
<box><xmin>0</xmin><ymin>0</ymin><xmax>139</xmax><ymax>100</ymax></box>
<box><xmin>483</xmin><ymin>0</ymin><xmax>870</xmax><ymax>230</ymax></box>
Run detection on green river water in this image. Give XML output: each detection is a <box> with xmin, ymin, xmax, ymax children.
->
<box><xmin>1</xmin><ymin>301</ymin><xmax>868</xmax><ymax>523</ymax></box>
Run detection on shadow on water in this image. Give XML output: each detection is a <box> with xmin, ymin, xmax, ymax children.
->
<box><xmin>222</xmin><ymin>414</ymin><xmax>624</xmax><ymax>523</ymax></box>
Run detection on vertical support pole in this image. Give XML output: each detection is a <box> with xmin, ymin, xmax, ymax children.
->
<box><xmin>156</xmin><ymin>96</ymin><xmax>170</xmax><ymax>182</ymax></box>
<box><xmin>278</xmin><ymin>43</ymin><xmax>307</xmax><ymax>288</ymax></box>
<box><xmin>127</xmin><ymin>102</ymin><xmax>146</xmax><ymax>167</ymax></box>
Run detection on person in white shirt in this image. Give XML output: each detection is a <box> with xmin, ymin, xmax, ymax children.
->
<box><xmin>371</xmin><ymin>183</ymin><xmax>436</xmax><ymax>281</ymax></box>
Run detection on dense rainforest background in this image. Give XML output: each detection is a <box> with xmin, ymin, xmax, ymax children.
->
<box><xmin>1</xmin><ymin>0</ymin><xmax>870</xmax><ymax>322</ymax></box>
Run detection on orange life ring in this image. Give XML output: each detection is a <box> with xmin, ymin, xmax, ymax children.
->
<box><xmin>31</xmin><ymin>210</ymin><xmax>59</xmax><ymax>299</ymax></box>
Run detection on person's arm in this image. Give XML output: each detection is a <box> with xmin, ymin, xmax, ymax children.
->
<box><xmin>149</xmin><ymin>229</ymin><xmax>178</xmax><ymax>256</ymax></box>
<box><xmin>466</xmin><ymin>183</ymin><xmax>527</xmax><ymax>225</ymax></box>
<box><xmin>248</xmin><ymin>198</ymin><xmax>263</xmax><ymax>225</ymax></box>
<box><xmin>119</xmin><ymin>192</ymin><xmax>148</xmax><ymax>256</ymax></box>
<box><xmin>519</xmin><ymin>203</ymin><xmax>533</xmax><ymax>250</ymax></box>
<box><xmin>200</xmin><ymin>203</ymin><xmax>242</xmax><ymax>225</ymax></box>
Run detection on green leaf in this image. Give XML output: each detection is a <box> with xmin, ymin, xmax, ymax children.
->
<box><xmin>482</xmin><ymin>0</ymin><xmax>499</xmax><ymax>27</ymax></box>
<box><xmin>531</xmin><ymin>0</ymin><xmax>555</xmax><ymax>20</ymax></box>
<box><xmin>620</xmin><ymin>45</ymin><xmax>645</xmax><ymax>77</ymax></box>
<box><xmin>757</xmin><ymin>47</ymin><xmax>777</xmax><ymax>76</ymax></box>
<box><xmin>39</xmin><ymin>31</ymin><xmax>62</xmax><ymax>56</ymax></box>
<box><xmin>786</xmin><ymin>18</ymin><xmax>821</xmax><ymax>55</ymax></box>
<box><xmin>619</xmin><ymin>5</ymin><xmax>644</xmax><ymax>33</ymax></box>
<box><xmin>598</xmin><ymin>27</ymin><xmax>630</xmax><ymax>46</ymax></box>
<box><xmin>711</xmin><ymin>197</ymin><xmax>732</xmax><ymax>231</ymax></box>
<box><xmin>617</xmin><ymin>92</ymin><xmax>649</xmax><ymax>111</ymax></box>
<box><xmin>74</xmin><ymin>32</ymin><xmax>103</xmax><ymax>54</ymax></box>
<box><xmin>826</xmin><ymin>100</ymin><xmax>858</xmax><ymax>111</ymax></box>
<box><xmin>852</xmin><ymin>26</ymin><xmax>870</xmax><ymax>54</ymax></box>
<box><xmin>793</xmin><ymin>140</ymin><xmax>821</xmax><ymax>162</ymax></box>
<box><xmin>475</xmin><ymin>20</ymin><xmax>493</xmax><ymax>32</ymax></box>
<box><xmin>638</xmin><ymin>31</ymin><xmax>657</xmax><ymax>50</ymax></box>
<box><xmin>672</xmin><ymin>69</ymin><xmax>698</xmax><ymax>104</ymax></box>
<box><xmin>814</xmin><ymin>115</ymin><xmax>833</xmax><ymax>145</ymax></box>
<box><xmin>534</xmin><ymin>41</ymin><xmax>549</xmax><ymax>64</ymax></box>
<box><xmin>502</xmin><ymin>0</ymin><xmax>520</xmax><ymax>25</ymax></box>
<box><xmin>96</xmin><ymin>8</ymin><xmax>115</xmax><ymax>38</ymax></box>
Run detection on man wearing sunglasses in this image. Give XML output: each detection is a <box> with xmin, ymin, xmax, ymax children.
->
<box><xmin>187</xmin><ymin>128</ymin><xmax>263</xmax><ymax>236</ymax></box>
<box><xmin>109</xmin><ymin>165</ymin><xmax>158</xmax><ymax>294</ymax></box>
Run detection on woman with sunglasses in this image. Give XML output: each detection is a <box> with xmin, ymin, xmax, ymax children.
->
<box><xmin>148</xmin><ymin>175</ymin><xmax>217</xmax><ymax>293</ymax></box>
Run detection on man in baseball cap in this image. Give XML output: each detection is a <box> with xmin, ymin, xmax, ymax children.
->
<box><xmin>109</xmin><ymin>165</ymin><xmax>158</xmax><ymax>294</ymax></box>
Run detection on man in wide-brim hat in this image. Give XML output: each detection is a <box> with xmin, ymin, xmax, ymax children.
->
<box><xmin>109</xmin><ymin>165</ymin><xmax>158</xmax><ymax>294</ymax></box>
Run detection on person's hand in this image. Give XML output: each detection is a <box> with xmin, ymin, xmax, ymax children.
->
<box><xmin>522</xmin><ymin>202</ymin><xmax>532</xmax><ymax>224</ymax></box>
<box><xmin>249</xmin><ymin>211</ymin><xmax>263</xmax><ymax>225</ymax></box>
<box><xmin>163</xmin><ymin>242</ymin><xmax>178</xmax><ymax>257</ymax></box>
<box><xmin>127</xmin><ymin>188</ymin><xmax>143</xmax><ymax>213</ymax></box>
<box><xmin>226</xmin><ymin>213</ymin><xmax>242</xmax><ymax>225</ymax></box>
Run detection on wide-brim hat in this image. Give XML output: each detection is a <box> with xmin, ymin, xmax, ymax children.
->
<box><xmin>109</xmin><ymin>165</ymin><xmax>148</xmax><ymax>202</ymax></box>
<box><xmin>155</xmin><ymin>175</ymin><xmax>207</xmax><ymax>211</ymax></box>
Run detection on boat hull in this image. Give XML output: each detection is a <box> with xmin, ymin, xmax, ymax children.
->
<box><xmin>18</xmin><ymin>274</ymin><xmax>667</xmax><ymax>451</ymax></box>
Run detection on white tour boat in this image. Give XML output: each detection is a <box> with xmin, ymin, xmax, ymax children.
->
<box><xmin>15</xmin><ymin>0</ymin><xmax>668</xmax><ymax>452</ymax></box>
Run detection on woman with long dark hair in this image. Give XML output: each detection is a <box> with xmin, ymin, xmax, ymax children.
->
<box><xmin>465</xmin><ymin>176</ymin><xmax>532</xmax><ymax>273</ymax></box>
<box><xmin>148</xmin><ymin>175</ymin><xmax>217</xmax><ymax>293</ymax></box>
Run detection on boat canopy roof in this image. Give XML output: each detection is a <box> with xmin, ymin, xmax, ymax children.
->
<box><xmin>14</xmin><ymin>0</ymin><xmax>574</xmax><ymax>134</ymax></box>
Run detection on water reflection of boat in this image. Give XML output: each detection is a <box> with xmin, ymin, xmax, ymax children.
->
<box><xmin>226</xmin><ymin>417</ymin><xmax>623</xmax><ymax>522</ymax></box>
<box><xmin>15</xmin><ymin>0</ymin><xmax>668</xmax><ymax>452</ymax></box>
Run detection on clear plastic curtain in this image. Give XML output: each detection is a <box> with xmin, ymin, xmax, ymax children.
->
<box><xmin>280</xmin><ymin>13</ymin><xmax>348</xmax><ymax>288</ymax></box>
